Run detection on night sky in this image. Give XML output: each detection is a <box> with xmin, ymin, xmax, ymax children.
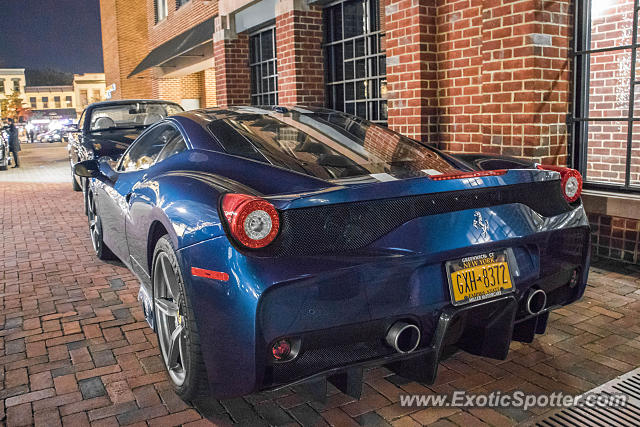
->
<box><xmin>0</xmin><ymin>0</ymin><xmax>103</xmax><ymax>73</ymax></box>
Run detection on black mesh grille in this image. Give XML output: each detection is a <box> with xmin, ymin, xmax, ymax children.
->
<box><xmin>262</xmin><ymin>180</ymin><xmax>573</xmax><ymax>257</ymax></box>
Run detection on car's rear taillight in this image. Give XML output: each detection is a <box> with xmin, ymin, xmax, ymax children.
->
<box><xmin>536</xmin><ymin>164</ymin><xmax>583</xmax><ymax>203</ymax></box>
<box><xmin>221</xmin><ymin>193</ymin><xmax>280</xmax><ymax>249</ymax></box>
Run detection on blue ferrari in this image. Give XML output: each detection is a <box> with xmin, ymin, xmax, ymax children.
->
<box><xmin>74</xmin><ymin>106</ymin><xmax>590</xmax><ymax>401</ymax></box>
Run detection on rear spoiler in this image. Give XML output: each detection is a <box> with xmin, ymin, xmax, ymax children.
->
<box><xmin>268</xmin><ymin>168</ymin><xmax>561</xmax><ymax>210</ymax></box>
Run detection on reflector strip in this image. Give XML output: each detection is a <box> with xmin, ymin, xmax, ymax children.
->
<box><xmin>191</xmin><ymin>267</ymin><xmax>229</xmax><ymax>281</ymax></box>
<box><xmin>429</xmin><ymin>169</ymin><xmax>507</xmax><ymax>181</ymax></box>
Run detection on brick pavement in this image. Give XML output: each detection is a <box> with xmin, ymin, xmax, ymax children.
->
<box><xmin>1</xmin><ymin>152</ymin><xmax>640</xmax><ymax>426</ymax></box>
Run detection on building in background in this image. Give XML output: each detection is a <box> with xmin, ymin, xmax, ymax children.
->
<box><xmin>0</xmin><ymin>68</ymin><xmax>27</xmax><ymax>102</ymax></box>
<box><xmin>73</xmin><ymin>73</ymin><xmax>107</xmax><ymax>114</ymax></box>
<box><xmin>101</xmin><ymin>0</ymin><xmax>640</xmax><ymax>264</ymax></box>
<box><xmin>26</xmin><ymin>73</ymin><xmax>106</xmax><ymax>133</ymax></box>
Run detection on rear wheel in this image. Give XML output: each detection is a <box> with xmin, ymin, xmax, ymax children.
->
<box><xmin>87</xmin><ymin>193</ymin><xmax>116</xmax><ymax>260</ymax></box>
<box><xmin>152</xmin><ymin>235</ymin><xmax>209</xmax><ymax>401</ymax></box>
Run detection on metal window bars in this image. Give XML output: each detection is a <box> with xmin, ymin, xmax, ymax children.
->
<box><xmin>323</xmin><ymin>0</ymin><xmax>387</xmax><ymax>124</ymax></box>
<box><xmin>249</xmin><ymin>27</ymin><xmax>279</xmax><ymax>106</ymax></box>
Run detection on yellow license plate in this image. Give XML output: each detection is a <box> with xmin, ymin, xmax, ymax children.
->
<box><xmin>446</xmin><ymin>251</ymin><xmax>514</xmax><ymax>306</ymax></box>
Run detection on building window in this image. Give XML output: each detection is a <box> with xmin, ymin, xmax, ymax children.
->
<box><xmin>80</xmin><ymin>90</ymin><xmax>88</xmax><ymax>106</ymax></box>
<box><xmin>573</xmin><ymin>0</ymin><xmax>640</xmax><ymax>191</ymax></box>
<box><xmin>12</xmin><ymin>80</ymin><xmax>20</xmax><ymax>92</ymax></box>
<box><xmin>0</xmin><ymin>79</ymin><xmax>4</xmax><ymax>93</ymax></box>
<box><xmin>42</xmin><ymin>97</ymin><xmax>49</xmax><ymax>109</ymax></box>
<box><xmin>91</xmin><ymin>89</ymin><xmax>101</xmax><ymax>103</ymax></box>
<box><xmin>176</xmin><ymin>0</ymin><xmax>190</xmax><ymax>9</ymax></box>
<box><xmin>249</xmin><ymin>27</ymin><xmax>278</xmax><ymax>106</ymax></box>
<box><xmin>30</xmin><ymin>97</ymin><xmax>36</xmax><ymax>108</ymax></box>
<box><xmin>323</xmin><ymin>0</ymin><xmax>387</xmax><ymax>123</ymax></box>
<box><xmin>155</xmin><ymin>0</ymin><xmax>168</xmax><ymax>22</ymax></box>
<box><xmin>54</xmin><ymin>96</ymin><xmax>61</xmax><ymax>108</ymax></box>
<box><xmin>66</xmin><ymin>96</ymin><xmax>73</xmax><ymax>107</ymax></box>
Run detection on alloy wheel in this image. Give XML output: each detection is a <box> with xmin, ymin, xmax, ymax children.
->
<box><xmin>88</xmin><ymin>197</ymin><xmax>100</xmax><ymax>253</ymax></box>
<box><xmin>153</xmin><ymin>252</ymin><xmax>187</xmax><ymax>386</ymax></box>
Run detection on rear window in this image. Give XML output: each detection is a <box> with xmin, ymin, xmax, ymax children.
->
<box><xmin>207</xmin><ymin>111</ymin><xmax>458</xmax><ymax>180</ymax></box>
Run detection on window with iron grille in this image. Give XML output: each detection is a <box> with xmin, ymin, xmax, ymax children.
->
<box><xmin>54</xmin><ymin>96</ymin><xmax>61</xmax><ymax>108</ymax></box>
<box><xmin>42</xmin><ymin>97</ymin><xmax>48</xmax><ymax>108</ymax></box>
<box><xmin>30</xmin><ymin>97</ymin><xmax>36</xmax><ymax>109</ymax></box>
<box><xmin>249</xmin><ymin>27</ymin><xmax>278</xmax><ymax>106</ymax></box>
<box><xmin>323</xmin><ymin>0</ymin><xmax>387</xmax><ymax>123</ymax></box>
<box><xmin>66</xmin><ymin>96</ymin><xmax>73</xmax><ymax>107</ymax></box>
<box><xmin>0</xmin><ymin>80</ymin><xmax>4</xmax><ymax>93</ymax></box>
<box><xmin>12</xmin><ymin>79</ymin><xmax>20</xmax><ymax>92</ymax></box>
<box><xmin>176</xmin><ymin>0</ymin><xmax>190</xmax><ymax>9</ymax></box>
<box><xmin>572</xmin><ymin>0</ymin><xmax>640</xmax><ymax>192</ymax></box>
<box><xmin>155</xmin><ymin>0</ymin><xmax>168</xmax><ymax>23</ymax></box>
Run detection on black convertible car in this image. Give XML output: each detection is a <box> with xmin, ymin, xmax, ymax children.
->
<box><xmin>68</xmin><ymin>100</ymin><xmax>183</xmax><ymax>204</ymax></box>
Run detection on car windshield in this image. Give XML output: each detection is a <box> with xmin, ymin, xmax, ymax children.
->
<box><xmin>89</xmin><ymin>103</ymin><xmax>183</xmax><ymax>132</ymax></box>
<box><xmin>207</xmin><ymin>108</ymin><xmax>459</xmax><ymax>180</ymax></box>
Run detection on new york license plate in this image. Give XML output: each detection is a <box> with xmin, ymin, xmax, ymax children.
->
<box><xmin>446</xmin><ymin>250</ymin><xmax>514</xmax><ymax>306</ymax></box>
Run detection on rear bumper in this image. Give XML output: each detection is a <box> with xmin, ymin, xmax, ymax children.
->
<box><xmin>178</xmin><ymin>204</ymin><xmax>590</xmax><ymax>399</ymax></box>
<box><xmin>257</xmin><ymin>228</ymin><xmax>590</xmax><ymax>391</ymax></box>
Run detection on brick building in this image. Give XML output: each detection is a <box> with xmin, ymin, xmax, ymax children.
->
<box><xmin>100</xmin><ymin>0</ymin><xmax>640</xmax><ymax>264</ymax></box>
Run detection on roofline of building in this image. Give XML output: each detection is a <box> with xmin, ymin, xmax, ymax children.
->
<box><xmin>0</xmin><ymin>68</ymin><xmax>26</xmax><ymax>75</ymax></box>
<box><xmin>25</xmin><ymin>86</ymin><xmax>75</xmax><ymax>92</ymax></box>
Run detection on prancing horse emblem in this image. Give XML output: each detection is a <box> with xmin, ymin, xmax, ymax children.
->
<box><xmin>473</xmin><ymin>211</ymin><xmax>489</xmax><ymax>239</ymax></box>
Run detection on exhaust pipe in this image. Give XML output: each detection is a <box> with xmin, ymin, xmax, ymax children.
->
<box><xmin>526</xmin><ymin>288</ymin><xmax>547</xmax><ymax>315</ymax></box>
<box><xmin>386</xmin><ymin>322</ymin><xmax>421</xmax><ymax>353</ymax></box>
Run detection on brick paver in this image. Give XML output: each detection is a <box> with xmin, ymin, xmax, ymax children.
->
<box><xmin>1</xmin><ymin>147</ymin><xmax>639</xmax><ymax>426</ymax></box>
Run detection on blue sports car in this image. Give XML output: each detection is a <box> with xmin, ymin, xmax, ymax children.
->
<box><xmin>74</xmin><ymin>106</ymin><xmax>590</xmax><ymax>401</ymax></box>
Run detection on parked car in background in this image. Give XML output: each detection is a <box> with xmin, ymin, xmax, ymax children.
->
<box><xmin>68</xmin><ymin>100</ymin><xmax>183</xmax><ymax>209</ymax></box>
<box><xmin>74</xmin><ymin>106</ymin><xmax>591</xmax><ymax>402</ymax></box>
<box><xmin>39</xmin><ymin>129</ymin><xmax>63</xmax><ymax>143</ymax></box>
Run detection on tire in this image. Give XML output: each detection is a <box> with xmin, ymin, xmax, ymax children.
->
<box><xmin>152</xmin><ymin>235</ymin><xmax>209</xmax><ymax>401</ymax></box>
<box><xmin>72</xmin><ymin>171</ymin><xmax>82</xmax><ymax>191</ymax></box>
<box><xmin>87</xmin><ymin>193</ymin><xmax>116</xmax><ymax>260</ymax></box>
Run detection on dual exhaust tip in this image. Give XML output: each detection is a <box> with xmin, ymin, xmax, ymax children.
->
<box><xmin>386</xmin><ymin>322</ymin><xmax>421</xmax><ymax>354</ymax></box>
<box><xmin>385</xmin><ymin>289</ymin><xmax>547</xmax><ymax>354</ymax></box>
<box><xmin>526</xmin><ymin>288</ymin><xmax>547</xmax><ymax>315</ymax></box>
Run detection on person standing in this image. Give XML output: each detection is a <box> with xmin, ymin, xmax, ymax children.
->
<box><xmin>7</xmin><ymin>118</ymin><xmax>20</xmax><ymax>168</ymax></box>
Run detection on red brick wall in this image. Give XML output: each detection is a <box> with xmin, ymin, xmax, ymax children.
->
<box><xmin>100</xmin><ymin>0</ymin><xmax>153</xmax><ymax>99</ymax></box>
<box><xmin>202</xmin><ymin>67</ymin><xmax>217</xmax><ymax>107</ymax></box>
<box><xmin>589</xmin><ymin>213</ymin><xmax>640</xmax><ymax>264</ymax></box>
<box><xmin>276</xmin><ymin>7</ymin><xmax>324</xmax><ymax>106</ymax></box>
<box><xmin>385</xmin><ymin>0</ymin><xmax>571</xmax><ymax>164</ymax></box>
<box><xmin>585</xmin><ymin>0</ymin><xmax>640</xmax><ymax>186</ymax></box>
<box><xmin>100</xmin><ymin>0</ymin><xmax>122</xmax><ymax>99</ymax></box>
<box><xmin>276</xmin><ymin>6</ymin><xmax>325</xmax><ymax>107</ymax></box>
<box><xmin>385</xmin><ymin>0</ymin><xmax>439</xmax><ymax>143</ymax></box>
<box><xmin>214</xmin><ymin>32</ymin><xmax>251</xmax><ymax>107</ymax></box>
<box><xmin>146</xmin><ymin>0</ymin><xmax>218</xmax><ymax>49</ymax></box>
<box><xmin>152</xmin><ymin>73</ymin><xmax>182</xmax><ymax>103</ymax></box>
<box><xmin>181</xmin><ymin>72</ymin><xmax>204</xmax><ymax>99</ymax></box>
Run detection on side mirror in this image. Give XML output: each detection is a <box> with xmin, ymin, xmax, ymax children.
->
<box><xmin>74</xmin><ymin>159</ymin><xmax>100</xmax><ymax>178</ymax></box>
